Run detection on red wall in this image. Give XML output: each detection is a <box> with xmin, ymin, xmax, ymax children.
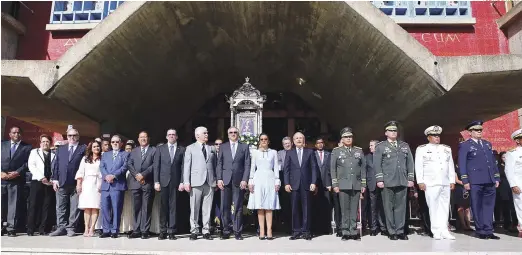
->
<box><xmin>406</xmin><ymin>1</ymin><xmax>517</xmax><ymax>151</ymax></box>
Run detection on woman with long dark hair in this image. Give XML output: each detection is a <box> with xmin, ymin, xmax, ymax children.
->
<box><xmin>495</xmin><ymin>152</ymin><xmax>517</xmax><ymax>232</ymax></box>
<box><xmin>75</xmin><ymin>141</ymin><xmax>102</xmax><ymax>237</ymax></box>
<box><xmin>247</xmin><ymin>133</ymin><xmax>281</xmax><ymax>240</ymax></box>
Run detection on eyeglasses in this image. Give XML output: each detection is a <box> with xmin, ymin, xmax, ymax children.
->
<box><xmin>342</xmin><ymin>136</ymin><xmax>353</xmax><ymax>139</ymax></box>
<box><xmin>111</xmin><ymin>141</ymin><xmax>120</xmax><ymax>144</ymax></box>
<box><xmin>67</xmin><ymin>134</ymin><xmax>79</xmax><ymax>137</ymax></box>
<box><xmin>228</xmin><ymin>131</ymin><xmax>238</xmax><ymax>134</ymax></box>
<box><xmin>388</xmin><ymin>130</ymin><xmax>398</xmax><ymax>133</ymax></box>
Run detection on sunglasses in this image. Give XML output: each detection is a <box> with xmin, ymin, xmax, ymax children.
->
<box><xmin>215</xmin><ymin>143</ymin><xmax>222</xmax><ymax>145</ymax></box>
<box><xmin>260</xmin><ymin>138</ymin><xmax>268</xmax><ymax>141</ymax></box>
<box><xmin>228</xmin><ymin>131</ymin><xmax>238</xmax><ymax>134</ymax></box>
<box><xmin>111</xmin><ymin>141</ymin><xmax>120</xmax><ymax>144</ymax></box>
<box><xmin>470</xmin><ymin>129</ymin><xmax>483</xmax><ymax>132</ymax></box>
<box><xmin>342</xmin><ymin>136</ymin><xmax>353</xmax><ymax>139</ymax></box>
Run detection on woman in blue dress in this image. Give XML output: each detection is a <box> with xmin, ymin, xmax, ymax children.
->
<box><xmin>247</xmin><ymin>133</ymin><xmax>281</xmax><ymax>240</ymax></box>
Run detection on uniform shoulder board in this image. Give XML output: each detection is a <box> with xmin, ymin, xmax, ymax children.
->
<box><xmin>354</xmin><ymin>146</ymin><xmax>362</xmax><ymax>150</ymax></box>
<box><xmin>442</xmin><ymin>144</ymin><xmax>451</xmax><ymax>148</ymax></box>
<box><xmin>376</xmin><ymin>141</ymin><xmax>385</xmax><ymax>146</ymax></box>
<box><xmin>460</xmin><ymin>139</ymin><xmax>468</xmax><ymax>144</ymax></box>
<box><xmin>509</xmin><ymin>148</ymin><xmax>516</xmax><ymax>152</ymax></box>
<box><xmin>418</xmin><ymin>144</ymin><xmax>427</xmax><ymax>148</ymax></box>
<box><xmin>332</xmin><ymin>146</ymin><xmax>342</xmax><ymax>150</ymax></box>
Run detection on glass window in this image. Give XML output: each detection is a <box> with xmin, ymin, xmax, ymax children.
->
<box><xmin>371</xmin><ymin>1</ymin><xmax>472</xmax><ymax>20</ymax></box>
<box><xmin>49</xmin><ymin>1</ymin><xmax>124</xmax><ymax>24</ymax></box>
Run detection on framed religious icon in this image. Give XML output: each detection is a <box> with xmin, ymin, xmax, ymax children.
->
<box><xmin>237</xmin><ymin>113</ymin><xmax>256</xmax><ymax>136</ymax></box>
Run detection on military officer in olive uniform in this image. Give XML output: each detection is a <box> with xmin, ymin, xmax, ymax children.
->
<box><xmin>331</xmin><ymin>127</ymin><xmax>366</xmax><ymax>241</ymax></box>
<box><xmin>374</xmin><ymin>121</ymin><xmax>414</xmax><ymax>240</ymax></box>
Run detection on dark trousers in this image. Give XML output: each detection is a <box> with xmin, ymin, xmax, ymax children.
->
<box><xmin>27</xmin><ymin>181</ymin><xmax>54</xmax><ymax>233</ymax></box>
<box><xmin>1</xmin><ymin>183</ymin><xmax>21</xmax><ymax>231</ymax></box>
<box><xmin>362</xmin><ymin>189</ymin><xmax>384</xmax><ymax>232</ymax></box>
<box><xmin>221</xmin><ymin>184</ymin><xmax>245</xmax><ymax>235</ymax></box>
<box><xmin>332</xmin><ymin>190</ymin><xmax>342</xmax><ymax>234</ymax></box>
<box><xmin>291</xmin><ymin>188</ymin><xmax>311</xmax><ymax>235</ymax></box>
<box><xmin>470</xmin><ymin>183</ymin><xmax>496</xmax><ymax>235</ymax></box>
<box><xmin>339</xmin><ymin>189</ymin><xmax>361</xmax><ymax>236</ymax></box>
<box><xmin>312</xmin><ymin>187</ymin><xmax>333</xmax><ymax>235</ymax></box>
<box><xmin>101</xmin><ymin>190</ymin><xmax>124</xmax><ymax>234</ymax></box>
<box><xmin>159</xmin><ymin>184</ymin><xmax>178</xmax><ymax>234</ymax></box>
<box><xmin>279</xmin><ymin>173</ymin><xmax>292</xmax><ymax>234</ymax></box>
<box><xmin>417</xmin><ymin>189</ymin><xmax>432</xmax><ymax>235</ymax></box>
<box><xmin>376</xmin><ymin>188</ymin><xmax>387</xmax><ymax>232</ymax></box>
<box><xmin>131</xmin><ymin>186</ymin><xmax>154</xmax><ymax>233</ymax></box>
<box><xmin>494</xmin><ymin>199</ymin><xmax>517</xmax><ymax>228</ymax></box>
<box><xmin>382</xmin><ymin>186</ymin><xmax>407</xmax><ymax>235</ymax></box>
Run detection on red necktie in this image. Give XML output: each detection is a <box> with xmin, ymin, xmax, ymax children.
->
<box><xmin>319</xmin><ymin>151</ymin><xmax>323</xmax><ymax>163</ymax></box>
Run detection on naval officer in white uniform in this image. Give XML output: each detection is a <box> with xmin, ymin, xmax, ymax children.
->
<box><xmin>505</xmin><ymin>128</ymin><xmax>522</xmax><ymax>235</ymax></box>
<box><xmin>415</xmin><ymin>125</ymin><xmax>456</xmax><ymax>240</ymax></box>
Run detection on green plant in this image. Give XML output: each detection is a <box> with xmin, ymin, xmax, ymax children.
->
<box><xmin>239</xmin><ymin>134</ymin><xmax>259</xmax><ymax>147</ymax></box>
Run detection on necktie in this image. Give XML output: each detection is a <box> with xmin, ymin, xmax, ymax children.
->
<box><xmin>298</xmin><ymin>148</ymin><xmax>302</xmax><ymax>167</ymax></box>
<box><xmin>479</xmin><ymin>140</ymin><xmax>483</xmax><ymax>148</ymax></box>
<box><xmin>169</xmin><ymin>145</ymin><xmax>175</xmax><ymax>163</ymax></box>
<box><xmin>319</xmin><ymin>151</ymin><xmax>323</xmax><ymax>163</ymax></box>
<box><xmin>68</xmin><ymin>145</ymin><xmax>74</xmax><ymax>161</ymax></box>
<box><xmin>202</xmin><ymin>144</ymin><xmax>207</xmax><ymax>160</ymax></box>
<box><xmin>141</xmin><ymin>148</ymin><xmax>146</xmax><ymax>160</ymax></box>
<box><xmin>231</xmin><ymin>143</ymin><xmax>236</xmax><ymax>160</ymax></box>
<box><xmin>392</xmin><ymin>142</ymin><xmax>397</xmax><ymax>148</ymax></box>
<box><xmin>113</xmin><ymin>151</ymin><xmax>118</xmax><ymax>160</ymax></box>
<box><xmin>10</xmin><ymin>143</ymin><xmax>16</xmax><ymax>157</ymax></box>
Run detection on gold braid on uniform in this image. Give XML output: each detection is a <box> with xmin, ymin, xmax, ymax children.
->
<box><xmin>494</xmin><ymin>173</ymin><xmax>500</xmax><ymax>178</ymax></box>
<box><xmin>461</xmin><ymin>175</ymin><xmax>468</xmax><ymax>179</ymax></box>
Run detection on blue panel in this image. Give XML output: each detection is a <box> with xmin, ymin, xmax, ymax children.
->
<box><xmin>73</xmin><ymin>1</ymin><xmax>83</xmax><ymax>11</ymax></box>
<box><xmin>380</xmin><ymin>7</ymin><xmax>393</xmax><ymax>15</ymax></box>
<box><xmin>54</xmin><ymin>1</ymin><xmax>67</xmax><ymax>11</ymax></box>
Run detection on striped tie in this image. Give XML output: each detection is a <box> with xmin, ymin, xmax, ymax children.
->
<box><xmin>141</xmin><ymin>148</ymin><xmax>146</xmax><ymax>160</ymax></box>
<box><xmin>113</xmin><ymin>151</ymin><xmax>117</xmax><ymax>160</ymax></box>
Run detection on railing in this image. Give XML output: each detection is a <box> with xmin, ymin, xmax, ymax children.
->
<box><xmin>371</xmin><ymin>1</ymin><xmax>472</xmax><ymax>18</ymax></box>
<box><xmin>49</xmin><ymin>1</ymin><xmax>124</xmax><ymax>24</ymax></box>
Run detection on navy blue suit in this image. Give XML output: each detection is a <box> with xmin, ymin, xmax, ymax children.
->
<box><xmin>458</xmin><ymin>139</ymin><xmax>499</xmax><ymax>235</ymax></box>
<box><xmin>1</xmin><ymin>140</ymin><xmax>31</xmax><ymax>232</ymax></box>
<box><xmin>100</xmin><ymin>150</ymin><xmax>129</xmax><ymax>234</ymax></box>
<box><xmin>283</xmin><ymin>147</ymin><xmax>318</xmax><ymax>235</ymax></box>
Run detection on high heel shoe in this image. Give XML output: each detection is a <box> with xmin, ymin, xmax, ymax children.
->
<box><xmin>88</xmin><ymin>228</ymin><xmax>95</xmax><ymax>237</ymax></box>
<box><xmin>259</xmin><ymin>236</ymin><xmax>266</xmax><ymax>240</ymax></box>
<box><xmin>266</xmin><ymin>236</ymin><xmax>275</xmax><ymax>240</ymax></box>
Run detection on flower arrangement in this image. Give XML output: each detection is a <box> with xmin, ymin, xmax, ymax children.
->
<box><xmin>239</xmin><ymin>134</ymin><xmax>259</xmax><ymax>147</ymax></box>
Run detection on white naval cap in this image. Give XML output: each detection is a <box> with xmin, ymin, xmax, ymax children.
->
<box><xmin>424</xmin><ymin>125</ymin><xmax>442</xmax><ymax>136</ymax></box>
<box><xmin>511</xmin><ymin>128</ymin><xmax>522</xmax><ymax>140</ymax></box>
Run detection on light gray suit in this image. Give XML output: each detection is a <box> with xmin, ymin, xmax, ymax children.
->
<box><xmin>183</xmin><ymin>141</ymin><xmax>216</xmax><ymax>234</ymax></box>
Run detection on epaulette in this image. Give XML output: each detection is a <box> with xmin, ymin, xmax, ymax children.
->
<box><xmin>418</xmin><ymin>144</ymin><xmax>427</xmax><ymax>148</ymax></box>
<box><xmin>376</xmin><ymin>141</ymin><xmax>385</xmax><ymax>146</ymax></box>
<box><xmin>442</xmin><ymin>144</ymin><xmax>451</xmax><ymax>148</ymax></box>
<box><xmin>354</xmin><ymin>146</ymin><xmax>362</xmax><ymax>150</ymax></box>
<box><xmin>509</xmin><ymin>148</ymin><xmax>516</xmax><ymax>152</ymax></box>
<box><xmin>459</xmin><ymin>139</ymin><xmax>468</xmax><ymax>144</ymax></box>
<box><xmin>399</xmin><ymin>141</ymin><xmax>409</xmax><ymax>145</ymax></box>
<box><xmin>332</xmin><ymin>146</ymin><xmax>342</xmax><ymax>150</ymax></box>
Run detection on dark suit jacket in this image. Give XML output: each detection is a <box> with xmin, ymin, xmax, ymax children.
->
<box><xmin>216</xmin><ymin>142</ymin><xmax>251</xmax><ymax>186</ymax></box>
<box><xmin>1</xmin><ymin>140</ymin><xmax>32</xmax><ymax>184</ymax></box>
<box><xmin>365</xmin><ymin>153</ymin><xmax>376</xmax><ymax>192</ymax></box>
<box><xmin>128</xmin><ymin>146</ymin><xmax>156</xmax><ymax>190</ymax></box>
<box><xmin>283</xmin><ymin>147</ymin><xmax>318</xmax><ymax>191</ymax></box>
<box><xmin>315</xmin><ymin>150</ymin><xmax>331</xmax><ymax>188</ymax></box>
<box><xmin>51</xmin><ymin>144</ymin><xmax>87</xmax><ymax>187</ymax></box>
<box><xmin>153</xmin><ymin>143</ymin><xmax>185</xmax><ymax>187</ymax></box>
<box><xmin>100</xmin><ymin>150</ymin><xmax>129</xmax><ymax>191</ymax></box>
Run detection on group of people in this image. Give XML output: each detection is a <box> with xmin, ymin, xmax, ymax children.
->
<box><xmin>1</xmin><ymin>120</ymin><xmax>521</xmax><ymax>242</ymax></box>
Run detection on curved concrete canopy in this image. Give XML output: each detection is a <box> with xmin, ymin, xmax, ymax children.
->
<box><xmin>2</xmin><ymin>1</ymin><xmax>521</xmax><ymax>141</ymax></box>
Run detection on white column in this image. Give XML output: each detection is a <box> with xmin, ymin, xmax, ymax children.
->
<box><xmin>259</xmin><ymin>109</ymin><xmax>263</xmax><ymax>134</ymax></box>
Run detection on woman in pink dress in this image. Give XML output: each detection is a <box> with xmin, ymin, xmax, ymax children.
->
<box><xmin>75</xmin><ymin>141</ymin><xmax>102</xmax><ymax>237</ymax></box>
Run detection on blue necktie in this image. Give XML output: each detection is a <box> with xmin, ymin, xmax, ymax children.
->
<box><xmin>141</xmin><ymin>148</ymin><xmax>146</xmax><ymax>160</ymax></box>
<box><xmin>68</xmin><ymin>145</ymin><xmax>74</xmax><ymax>161</ymax></box>
<box><xmin>10</xmin><ymin>143</ymin><xmax>16</xmax><ymax>157</ymax></box>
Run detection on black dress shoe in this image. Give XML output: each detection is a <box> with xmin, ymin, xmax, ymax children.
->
<box><xmin>220</xmin><ymin>233</ymin><xmax>230</xmax><ymax>240</ymax></box>
<box><xmin>1</xmin><ymin>228</ymin><xmax>6</xmax><ymax>236</ymax></box>
<box><xmin>99</xmin><ymin>233</ymin><xmax>111</xmax><ymax>238</ymax></box>
<box><xmin>381</xmin><ymin>231</ymin><xmax>389</xmax><ymax>236</ymax></box>
<box><xmin>266</xmin><ymin>236</ymin><xmax>275</xmax><ymax>240</ymax></box>
<box><xmin>168</xmin><ymin>234</ymin><xmax>177</xmax><ymax>240</ymax></box>
<box><xmin>38</xmin><ymin>231</ymin><xmax>47</xmax><ymax>236</ymax></box>
<box><xmin>189</xmin><ymin>233</ymin><xmax>198</xmax><ymax>240</ymax></box>
<box><xmin>487</xmin><ymin>234</ymin><xmax>500</xmax><ymax>240</ymax></box>
<box><xmin>289</xmin><ymin>234</ymin><xmax>300</xmax><ymax>240</ymax></box>
<box><xmin>7</xmin><ymin>231</ymin><xmax>16</xmax><ymax>237</ymax></box>
<box><xmin>128</xmin><ymin>232</ymin><xmax>141</xmax><ymax>239</ymax></box>
<box><xmin>203</xmin><ymin>233</ymin><xmax>213</xmax><ymax>240</ymax></box>
<box><xmin>389</xmin><ymin>234</ymin><xmax>398</xmax><ymax>240</ymax></box>
<box><xmin>477</xmin><ymin>234</ymin><xmax>488</xmax><ymax>239</ymax></box>
<box><xmin>341</xmin><ymin>235</ymin><xmax>350</xmax><ymax>240</ymax></box>
<box><xmin>158</xmin><ymin>233</ymin><xmax>167</xmax><ymax>240</ymax></box>
<box><xmin>235</xmin><ymin>234</ymin><xmax>243</xmax><ymax>240</ymax></box>
<box><xmin>336</xmin><ymin>232</ymin><xmax>343</xmax><ymax>237</ymax></box>
<box><xmin>353</xmin><ymin>234</ymin><xmax>361</xmax><ymax>240</ymax></box>
<box><xmin>111</xmin><ymin>233</ymin><xmax>118</xmax><ymax>238</ymax></box>
<box><xmin>398</xmin><ymin>234</ymin><xmax>408</xmax><ymax>240</ymax></box>
<box><xmin>303</xmin><ymin>234</ymin><xmax>312</xmax><ymax>240</ymax></box>
<box><xmin>27</xmin><ymin>232</ymin><xmax>34</xmax><ymax>236</ymax></box>
<box><xmin>370</xmin><ymin>230</ymin><xmax>379</xmax><ymax>236</ymax></box>
<box><xmin>141</xmin><ymin>232</ymin><xmax>150</xmax><ymax>239</ymax></box>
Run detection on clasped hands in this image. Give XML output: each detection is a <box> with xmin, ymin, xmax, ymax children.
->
<box><xmin>1</xmin><ymin>171</ymin><xmax>20</xmax><ymax>180</ymax></box>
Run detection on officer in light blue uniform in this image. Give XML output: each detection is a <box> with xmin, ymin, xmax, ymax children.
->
<box><xmin>458</xmin><ymin>120</ymin><xmax>500</xmax><ymax>239</ymax></box>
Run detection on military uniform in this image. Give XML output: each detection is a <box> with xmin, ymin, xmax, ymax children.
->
<box><xmin>414</xmin><ymin>125</ymin><xmax>456</xmax><ymax>240</ymax></box>
<box><xmin>330</xmin><ymin>127</ymin><xmax>366</xmax><ymax>239</ymax></box>
<box><xmin>505</xmin><ymin>129</ymin><xmax>522</xmax><ymax>233</ymax></box>
<box><xmin>374</xmin><ymin>121</ymin><xmax>414</xmax><ymax>239</ymax></box>
<box><xmin>458</xmin><ymin>120</ymin><xmax>500</xmax><ymax>239</ymax></box>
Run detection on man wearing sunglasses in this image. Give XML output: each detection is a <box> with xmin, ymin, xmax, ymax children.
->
<box><xmin>374</xmin><ymin>121</ymin><xmax>414</xmax><ymax>241</ymax></box>
<box><xmin>458</xmin><ymin>120</ymin><xmax>500</xmax><ymax>240</ymax></box>
<box><xmin>216</xmin><ymin>127</ymin><xmax>251</xmax><ymax>240</ymax></box>
<box><xmin>415</xmin><ymin>126</ymin><xmax>456</xmax><ymax>240</ymax></box>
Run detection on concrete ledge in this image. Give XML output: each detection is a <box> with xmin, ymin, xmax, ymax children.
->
<box><xmin>393</xmin><ymin>16</ymin><xmax>477</xmax><ymax>27</ymax></box>
<box><xmin>46</xmin><ymin>23</ymin><xmax>98</xmax><ymax>31</ymax></box>
<box><xmin>1</xmin><ymin>12</ymin><xmax>26</xmax><ymax>35</ymax></box>
<box><xmin>497</xmin><ymin>2</ymin><xmax>522</xmax><ymax>29</ymax></box>
<box><xmin>1</xmin><ymin>60</ymin><xmax>58</xmax><ymax>93</ymax></box>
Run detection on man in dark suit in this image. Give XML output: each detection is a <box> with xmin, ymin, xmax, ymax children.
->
<box><xmin>127</xmin><ymin>131</ymin><xmax>156</xmax><ymax>239</ymax></box>
<box><xmin>283</xmin><ymin>132</ymin><xmax>318</xmax><ymax>240</ymax></box>
<box><xmin>362</xmin><ymin>140</ymin><xmax>387</xmax><ymax>236</ymax></box>
<box><xmin>50</xmin><ymin>128</ymin><xmax>86</xmax><ymax>237</ymax></box>
<box><xmin>312</xmin><ymin>137</ymin><xmax>334</xmax><ymax>235</ymax></box>
<box><xmin>1</xmin><ymin>126</ymin><xmax>31</xmax><ymax>237</ymax></box>
<box><xmin>153</xmin><ymin>129</ymin><xmax>185</xmax><ymax>240</ymax></box>
<box><xmin>216</xmin><ymin>127</ymin><xmax>251</xmax><ymax>240</ymax></box>
<box><xmin>277</xmin><ymin>137</ymin><xmax>293</xmax><ymax>234</ymax></box>
<box><xmin>99</xmin><ymin>135</ymin><xmax>129</xmax><ymax>238</ymax></box>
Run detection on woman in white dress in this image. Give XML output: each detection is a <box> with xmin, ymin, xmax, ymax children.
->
<box><xmin>75</xmin><ymin>141</ymin><xmax>102</xmax><ymax>237</ymax></box>
<box><xmin>247</xmin><ymin>133</ymin><xmax>280</xmax><ymax>240</ymax></box>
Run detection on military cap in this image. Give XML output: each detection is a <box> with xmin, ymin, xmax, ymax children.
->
<box><xmin>511</xmin><ymin>128</ymin><xmax>522</xmax><ymax>140</ymax></box>
<box><xmin>424</xmin><ymin>125</ymin><xmax>442</xmax><ymax>136</ymax></box>
<box><xmin>384</xmin><ymin>121</ymin><xmax>398</xmax><ymax>131</ymax></box>
<box><xmin>340</xmin><ymin>127</ymin><xmax>353</xmax><ymax>137</ymax></box>
<box><xmin>466</xmin><ymin>120</ymin><xmax>484</xmax><ymax>131</ymax></box>
<box><xmin>126</xmin><ymin>140</ymin><xmax>135</xmax><ymax>145</ymax></box>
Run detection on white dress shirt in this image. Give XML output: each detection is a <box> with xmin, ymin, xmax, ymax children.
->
<box><xmin>28</xmin><ymin>148</ymin><xmax>55</xmax><ymax>181</ymax></box>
